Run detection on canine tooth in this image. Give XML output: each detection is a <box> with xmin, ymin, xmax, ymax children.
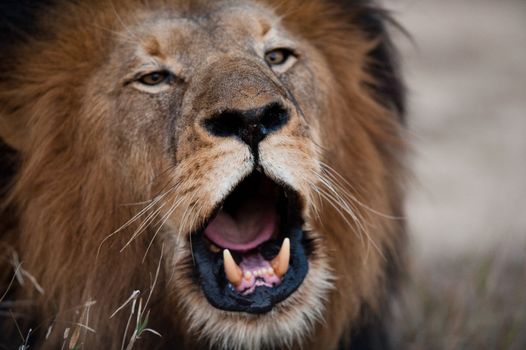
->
<box><xmin>223</xmin><ymin>250</ymin><xmax>242</xmax><ymax>286</ymax></box>
<box><xmin>244</xmin><ymin>271</ymin><xmax>252</xmax><ymax>280</ymax></box>
<box><xmin>271</xmin><ymin>238</ymin><xmax>290</xmax><ymax>278</ymax></box>
<box><xmin>267</xmin><ymin>267</ymin><xmax>274</xmax><ymax>275</ymax></box>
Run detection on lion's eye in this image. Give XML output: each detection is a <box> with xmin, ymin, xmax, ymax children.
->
<box><xmin>138</xmin><ymin>71</ymin><xmax>170</xmax><ymax>86</ymax></box>
<box><xmin>265</xmin><ymin>48</ymin><xmax>294</xmax><ymax>66</ymax></box>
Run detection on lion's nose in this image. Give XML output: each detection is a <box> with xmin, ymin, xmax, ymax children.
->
<box><xmin>203</xmin><ymin>102</ymin><xmax>289</xmax><ymax>154</ymax></box>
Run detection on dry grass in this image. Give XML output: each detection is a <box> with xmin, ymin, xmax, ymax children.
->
<box><xmin>393</xmin><ymin>249</ymin><xmax>526</xmax><ymax>350</ymax></box>
<box><xmin>3</xmin><ymin>247</ymin><xmax>526</xmax><ymax>349</ymax></box>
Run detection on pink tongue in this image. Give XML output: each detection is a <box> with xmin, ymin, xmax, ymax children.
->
<box><xmin>204</xmin><ymin>198</ymin><xmax>276</xmax><ymax>251</ymax></box>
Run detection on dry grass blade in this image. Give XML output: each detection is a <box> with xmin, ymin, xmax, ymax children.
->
<box><xmin>112</xmin><ymin>247</ymin><xmax>164</xmax><ymax>350</ymax></box>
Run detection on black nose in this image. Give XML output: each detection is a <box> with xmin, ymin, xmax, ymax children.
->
<box><xmin>203</xmin><ymin>102</ymin><xmax>289</xmax><ymax>155</ymax></box>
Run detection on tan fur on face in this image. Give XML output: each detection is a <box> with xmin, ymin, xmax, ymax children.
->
<box><xmin>0</xmin><ymin>0</ymin><xmax>406</xmax><ymax>349</ymax></box>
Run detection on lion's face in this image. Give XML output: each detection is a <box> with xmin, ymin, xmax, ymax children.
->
<box><xmin>92</xmin><ymin>2</ymin><xmax>332</xmax><ymax>347</ymax></box>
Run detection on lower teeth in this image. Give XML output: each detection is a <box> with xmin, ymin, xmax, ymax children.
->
<box><xmin>223</xmin><ymin>238</ymin><xmax>290</xmax><ymax>290</ymax></box>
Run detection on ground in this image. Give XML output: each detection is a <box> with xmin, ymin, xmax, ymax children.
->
<box><xmin>386</xmin><ymin>0</ymin><xmax>526</xmax><ymax>348</ymax></box>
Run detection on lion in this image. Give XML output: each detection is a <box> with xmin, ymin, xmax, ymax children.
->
<box><xmin>0</xmin><ymin>0</ymin><xmax>406</xmax><ymax>349</ymax></box>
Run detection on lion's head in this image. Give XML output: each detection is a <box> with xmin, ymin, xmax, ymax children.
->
<box><xmin>0</xmin><ymin>0</ymin><xmax>406</xmax><ymax>349</ymax></box>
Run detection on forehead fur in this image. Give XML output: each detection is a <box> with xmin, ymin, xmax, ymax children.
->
<box><xmin>3</xmin><ymin>0</ymin><xmax>372</xmax><ymax>79</ymax></box>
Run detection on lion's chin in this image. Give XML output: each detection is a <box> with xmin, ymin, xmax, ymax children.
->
<box><xmin>166</xmin><ymin>170</ymin><xmax>334</xmax><ymax>348</ymax></box>
<box><xmin>190</xmin><ymin>171</ymin><xmax>312</xmax><ymax>314</ymax></box>
<box><xmin>173</xmin><ymin>246</ymin><xmax>334</xmax><ymax>349</ymax></box>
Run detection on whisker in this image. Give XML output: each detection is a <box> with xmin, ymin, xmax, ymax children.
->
<box><xmin>316</xmin><ymin>174</ymin><xmax>383</xmax><ymax>261</ymax></box>
<box><xmin>316</xmin><ymin>175</ymin><xmax>369</xmax><ymax>234</ymax></box>
<box><xmin>97</xmin><ymin>183</ymin><xmax>180</xmax><ymax>258</ymax></box>
<box><xmin>318</xmin><ymin>186</ymin><xmax>380</xmax><ymax>260</ymax></box>
<box><xmin>187</xmin><ymin>202</ymin><xmax>208</xmax><ymax>266</ymax></box>
<box><xmin>306</xmin><ymin>171</ymin><xmax>385</xmax><ymax>261</ymax></box>
<box><xmin>120</xmin><ymin>203</ymin><xmax>167</xmax><ymax>253</ymax></box>
<box><xmin>177</xmin><ymin>192</ymin><xmax>198</xmax><ymax>245</ymax></box>
<box><xmin>176</xmin><ymin>192</ymin><xmax>200</xmax><ymax>265</ymax></box>
<box><xmin>311</xmin><ymin>185</ymin><xmax>365</xmax><ymax>248</ymax></box>
<box><xmin>319</xmin><ymin>161</ymin><xmax>404</xmax><ymax>220</ymax></box>
<box><xmin>142</xmin><ymin>196</ymin><xmax>185</xmax><ymax>262</ymax></box>
<box><xmin>118</xmin><ymin>166</ymin><xmax>178</xmax><ymax>207</ymax></box>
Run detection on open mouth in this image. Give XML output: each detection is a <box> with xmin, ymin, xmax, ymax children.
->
<box><xmin>191</xmin><ymin>171</ymin><xmax>310</xmax><ymax>314</ymax></box>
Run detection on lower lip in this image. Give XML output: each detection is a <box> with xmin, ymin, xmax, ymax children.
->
<box><xmin>191</xmin><ymin>226</ymin><xmax>309</xmax><ymax>314</ymax></box>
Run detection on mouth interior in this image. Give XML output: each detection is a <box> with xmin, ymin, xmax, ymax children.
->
<box><xmin>204</xmin><ymin>175</ymin><xmax>278</xmax><ymax>253</ymax></box>
<box><xmin>191</xmin><ymin>171</ymin><xmax>310</xmax><ymax>314</ymax></box>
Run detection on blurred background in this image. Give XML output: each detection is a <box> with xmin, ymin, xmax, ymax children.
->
<box><xmin>383</xmin><ymin>0</ymin><xmax>526</xmax><ymax>348</ymax></box>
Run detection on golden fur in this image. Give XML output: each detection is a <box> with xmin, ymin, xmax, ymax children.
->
<box><xmin>0</xmin><ymin>0</ymin><xmax>406</xmax><ymax>348</ymax></box>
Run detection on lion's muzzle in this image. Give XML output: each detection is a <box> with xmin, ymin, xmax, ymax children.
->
<box><xmin>177</xmin><ymin>58</ymin><xmax>312</xmax><ymax>314</ymax></box>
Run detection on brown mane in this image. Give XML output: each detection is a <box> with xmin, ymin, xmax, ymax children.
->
<box><xmin>0</xmin><ymin>0</ymin><xmax>406</xmax><ymax>348</ymax></box>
